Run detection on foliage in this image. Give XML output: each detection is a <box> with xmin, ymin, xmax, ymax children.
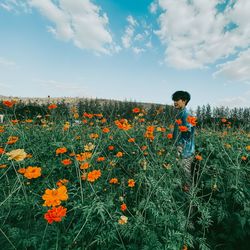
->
<box><xmin>0</xmin><ymin>100</ymin><xmax>249</xmax><ymax>249</ymax></box>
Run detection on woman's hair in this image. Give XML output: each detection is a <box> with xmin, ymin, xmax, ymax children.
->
<box><xmin>172</xmin><ymin>91</ymin><xmax>191</xmax><ymax>105</ymax></box>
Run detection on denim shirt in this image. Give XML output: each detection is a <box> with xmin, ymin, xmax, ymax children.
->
<box><xmin>173</xmin><ymin>107</ymin><xmax>195</xmax><ymax>158</ymax></box>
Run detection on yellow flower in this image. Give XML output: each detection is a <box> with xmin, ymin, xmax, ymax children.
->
<box><xmin>84</xmin><ymin>143</ymin><xmax>95</xmax><ymax>151</ymax></box>
<box><xmin>118</xmin><ymin>215</ymin><xmax>128</xmax><ymax>224</ymax></box>
<box><xmin>6</xmin><ymin>149</ymin><xmax>27</xmax><ymax>161</ymax></box>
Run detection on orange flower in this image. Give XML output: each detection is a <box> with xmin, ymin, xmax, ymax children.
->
<box><xmin>81</xmin><ymin>173</ymin><xmax>87</xmax><ymax>180</ymax></box>
<box><xmin>132</xmin><ymin>107</ymin><xmax>140</xmax><ymax>113</ymax></box>
<box><xmin>144</xmin><ymin>131</ymin><xmax>154</xmax><ymax>140</ymax></box>
<box><xmin>0</xmin><ymin>147</ymin><xmax>5</xmax><ymax>154</ymax></box>
<box><xmin>115</xmin><ymin>119</ymin><xmax>132</xmax><ymax>131</ymax></box>
<box><xmin>25</xmin><ymin>119</ymin><xmax>33</xmax><ymax>123</ymax></box>
<box><xmin>144</xmin><ymin>126</ymin><xmax>155</xmax><ymax>140</ymax></box>
<box><xmin>221</xmin><ymin>118</ymin><xmax>227</xmax><ymax>123</ymax></box>
<box><xmin>101</xmin><ymin>118</ymin><xmax>107</xmax><ymax>123</ymax></box>
<box><xmin>11</xmin><ymin>119</ymin><xmax>19</xmax><ymax>124</ymax></box>
<box><xmin>128</xmin><ymin>138</ymin><xmax>135</xmax><ymax>143</ymax></box>
<box><xmin>246</xmin><ymin>145</ymin><xmax>250</xmax><ymax>151</ymax></box>
<box><xmin>179</xmin><ymin>126</ymin><xmax>188</xmax><ymax>132</ymax></box>
<box><xmin>3</xmin><ymin>100</ymin><xmax>15</xmax><ymax>108</ymax></box>
<box><xmin>187</xmin><ymin>116</ymin><xmax>197</xmax><ymax>126</ymax></box>
<box><xmin>169</xmin><ymin>124</ymin><xmax>174</xmax><ymax>129</ymax></box>
<box><xmin>0</xmin><ymin>164</ymin><xmax>7</xmax><ymax>169</ymax></box>
<box><xmin>87</xmin><ymin>169</ymin><xmax>101</xmax><ymax>182</ymax></box>
<box><xmin>76</xmin><ymin>152</ymin><xmax>92</xmax><ymax>162</ymax></box>
<box><xmin>116</xmin><ymin>152</ymin><xmax>123</xmax><ymax>158</ymax></box>
<box><xmin>146</xmin><ymin>126</ymin><xmax>155</xmax><ymax>132</ymax></box>
<box><xmin>175</xmin><ymin>119</ymin><xmax>182</xmax><ymax>125</ymax></box>
<box><xmin>141</xmin><ymin>145</ymin><xmax>147</xmax><ymax>151</ymax></box>
<box><xmin>18</xmin><ymin>168</ymin><xmax>26</xmax><ymax>174</ymax></box>
<box><xmin>61</xmin><ymin>159</ymin><xmax>72</xmax><ymax>165</ymax></box>
<box><xmin>89</xmin><ymin>133</ymin><xmax>99</xmax><ymax>139</ymax></box>
<box><xmin>73</xmin><ymin>113</ymin><xmax>79</xmax><ymax>119</ymax></box>
<box><xmin>48</xmin><ymin>104</ymin><xmax>57</xmax><ymax>110</ymax></box>
<box><xmin>42</xmin><ymin>185</ymin><xmax>68</xmax><ymax>207</ymax></box>
<box><xmin>195</xmin><ymin>155</ymin><xmax>202</xmax><ymax>161</ymax></box>
<box><xmin>44</xmin><ymin>206</ymin><xmax>67</xmax><ymax>224</ymax></box>
<box><xmin>83</xmin><ymin>112</ymin><xmax>93</xmax><ymax>119</ymax></box>
<box><xmin>22</xmin><ymin>166</ymin><xmax>41</xmax><ymax>179</ymax></box>
<box><xmin>6</xmin><ymin>136</ymin><xmax>19</xmax><ymax>145</ymax></box>
<box><xmin>63</xmin><ymin>122</ymin><xmax>70</xmax><ymax>131</ymax></box>
<box><xmin>182</xmin><ymin>245</ymin><xmax>188</xmax><ymax>250</ymax></box>
<box><xmin>94</xmin><ymin>113</ymin><xmax>103</xmax><ymax>118</ymax></box>
<box><xmin>120</xmin><ymin>203</ymin><xmax>127</xmax><ymax>212</ymax></box>
<box><xmin>109</xmin><ymin>178</ymin><xmax>118</xmax><ymax>184</ymax></box>
<box><xmin>167</xmin><ymin>133</ymin><xmax>173</xmax><ymax>139</ymax></box>
<box><xmin>102</xmin><ymin>127</ymin><xmax>110</xmax><ymax>133</ymax></box>
<box><xmin>97</xmin><ymin>156</ymin><xmax>105</xmax><ymax>162</ymax></box>
<box><xmin>82</xmin><ymin>119</ymin><xmax>88</xmax><ymax>124</ymax></box>
<box><xmin>108</xmin><ymin>145</ymin><xmax>114</xmax><ymax>151</ymax></box>
<box><xmin>128</xmin><ymin>179</ymin><xmax>135</xmax><ymax>187</ymax></box>
<box><xmin>0</xmin><ymin>126</ymin><xmax>4</xmax><ymax>133</ymax></box>
<box><xmin>56</xmin><ymin>179</ymin><xmax>69</xmax><ymax>187</ymax></box>
<box><xmin>80</xmin><ymin>162</ymin><xmax>90</xmax><ymax>169</ymax></box>
<box><xmin>56</xmin><ymin>147</ymin><xmax>67</xmax><ymax>155</ymax></box>
<box><xmin>241</xmin><ymin>156</ymin><xmax>247</xmax><ymax>161</ymax></box>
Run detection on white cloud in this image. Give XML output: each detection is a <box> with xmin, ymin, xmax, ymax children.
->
<box><xmin>0</xmin><ymin>0</ymin><xmax>30</xmax><ymax>13</ymax></box>
<box><xmin>121</xmin><ymin>15</ymin><xmax>151</xmax><ymax>54</ymax></box>
<box><xmin>149</xmin><ymin>2</ymin><xmax>158</xmax><ymax>14</ymax></box>
<box><xmin>28</xmin><ymin>0</ymin><xmax>113</xmax><ymax>54</ymax></box>
<box><xmin>122</xmin><ymin>26</ymin><xmax>135</xmax><ymax>48</ymax></box>
<box><xmin>121</xmin><ymin>15</ymin><xmax>138</xmax><ymax>49</ymax></box>
<box><xmin>156</xmin><ymin>0</ymin><xmax>250</xmax><ymax>70</ymax></box>
<box><xmin>215</xmin><ymin>94</ymin><xmax>250</xmax><ymax>108</ymax></box>
<box><xmin>132</xmin><ymin>47</ymin><xmax>145</xmax><ymax>54</ymax></box>
<box><xmin>127</xmin><ymin>15</ymin><xmax>137</xmax><ymax>26</ymax></box>
<box><xmin>134</xmin><ymin>34</ymin><xmax>144</xmax><ymax>41</ymax></box>
<box><xmin>214</xmin><ymin>48</ymin><xmax>250</xmax><ymax>83</ymax></box>
<box><xmin>0</xmin><ymin>3</ymin><xmax>12</xmax><ymax>11</ymax></box>
<box><xmin>145</xmin><ymin>41</ymin><xmax>152</xmax><ymax>48</ymax></box>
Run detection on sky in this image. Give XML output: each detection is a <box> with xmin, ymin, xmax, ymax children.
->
<box><xmin>0</xmin><ymin>0</ymin><xmax>250</xmax><ymax>110</ymax></box>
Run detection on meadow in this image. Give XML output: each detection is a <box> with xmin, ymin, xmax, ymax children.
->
<box><xmin>0</xmin><ymin>99</ymin><xmax>249</xmax><ymax>250</ymax></box>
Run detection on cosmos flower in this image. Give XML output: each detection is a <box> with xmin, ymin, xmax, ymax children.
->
<box><xmin>44</xmin><ymin>206</ymin><xmax>67</xmax><ymax>224</ymax></box>
<box><xmin>6</xmin><ymin>149</ymin><xmax>27</xmax><ymax>161</ymax></box>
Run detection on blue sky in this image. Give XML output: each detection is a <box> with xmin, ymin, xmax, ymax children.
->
<box><xmin>0</xmin><ymin>0</ymin><xmax>250</xmax><ymax>109</ymax></box>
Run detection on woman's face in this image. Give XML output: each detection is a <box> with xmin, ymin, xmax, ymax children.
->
<box><xmin>173</xmin><ymin>99</ymin><xmax>186</xmax><ymax>109</ymax></box>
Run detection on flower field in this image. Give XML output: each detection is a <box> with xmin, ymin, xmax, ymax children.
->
<box><xmin>0</xmin><ymin>100</ymin><xmax>250</xmax><ymax>250</ymax></box>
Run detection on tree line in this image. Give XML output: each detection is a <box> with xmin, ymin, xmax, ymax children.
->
<box><xmin>0</xmin><ymin>99</ymin><xmax>249</xmax><ymax>129</ymax></box>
